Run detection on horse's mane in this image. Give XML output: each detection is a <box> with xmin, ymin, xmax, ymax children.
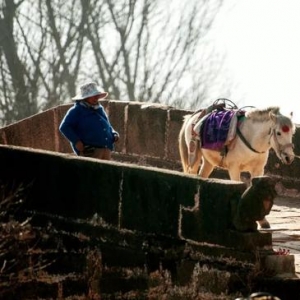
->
<box><xmin>245</xmin><ymin>106</ymin><xmax>279</xmax><ymax>121</ymax></box>
<box><xmin>245</xmin><ymin>106</ymin><xmax>293</xmax><ymax>127</ymax></box>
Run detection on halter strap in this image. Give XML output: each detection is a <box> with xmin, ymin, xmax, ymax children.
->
<box><xmin>236</xmin><ymin>126</ymin><xmax>265</xmax><ymax>154</ymax></box>
<box><xmin>271</xmin><ymin>128</ymin><xmax>294</xmax><ymax>156</ymax></box>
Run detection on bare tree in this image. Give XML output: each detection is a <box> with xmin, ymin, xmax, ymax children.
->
<box><xmin>0</xmin><ymin>0</ymin><xmax>89</xmax><ymax>124</ymax></box>
<box><xmin>0</xmin><ymin>0</ymin><xmax>226</xmax><ymax>125</ymax></box>
<box><xmin>85</xmin><ymin>0</ymin><xmax>225</xmax><ymax>108</ymax></box>
<box><xmin>0</xmin><ymin>0</ymin><xmax>34</xmax><ymax>123</ymax></box>
<box><xmin>42</xmin><ymin>0</ymin><xmax>88</xmax><ymax>109</ymax></box>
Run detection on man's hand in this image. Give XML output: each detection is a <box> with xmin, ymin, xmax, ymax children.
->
<box><xmin>114</xmin><ymin>133</ymin><xmax>120</xmax><ymax>143</ymax></box>
<box><xmin>75</xmin><ymin>140</ymin><xmax>85</xmax><ymax>152</ymax></box>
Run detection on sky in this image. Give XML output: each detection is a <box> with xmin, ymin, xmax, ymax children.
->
<box><xmin>210</xmin><ymin>0</ymin><xmax>300</xmax><ymax>123</ymax></box>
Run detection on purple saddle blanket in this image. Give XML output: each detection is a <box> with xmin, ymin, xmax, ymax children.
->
<box><xmin>200</xmin><ymin>110</ymin><xmax>236</xmax><ymax>151</ymax></box>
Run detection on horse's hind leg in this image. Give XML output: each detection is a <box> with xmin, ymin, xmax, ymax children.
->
<box><xmin>178</xmin><ymin>121</ymin><xmax>202</xmax><ymax>174</ymax></box>
<box><xmin>188</xmin><ymin>149</ymin><xmax>202</xmax><ymax>174</ymax></box>
<box><xmin>198</xmin><ymin>158</ymin><xmax>214</xmax><ymax>178</ymax></box>
<box><xmin>178</xmin><ymin>123</ymin><xmax>190</xmax><ymax>173</ymax></box>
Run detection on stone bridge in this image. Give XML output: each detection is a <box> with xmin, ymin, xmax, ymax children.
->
<box><xmin>0</xmin><ymin>101</ymin><xmax>299</xmax><ymax>299</ymax></box>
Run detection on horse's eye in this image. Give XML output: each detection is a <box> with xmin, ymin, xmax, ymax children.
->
<box><xmin>277</xmin><ymin>131</ymin><xmax>281</xmax><ymax>136</ymax></box>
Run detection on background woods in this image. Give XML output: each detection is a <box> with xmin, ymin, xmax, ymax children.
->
<box><xmin>0</xmin><ymin>0</ymin><xmax>228</xmax><ymax>126</ymax></box>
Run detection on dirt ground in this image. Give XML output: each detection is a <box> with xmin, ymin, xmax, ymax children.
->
<box><xmin>262</xmin><ymin>188</ymin><xmax>300</xmax><ymax>276</ymax></box>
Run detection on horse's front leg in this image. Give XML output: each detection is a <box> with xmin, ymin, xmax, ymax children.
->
<box><xmin>258</xmin><ymin>218</ymin><xmax>270</xmax><ymax>229</ymax></box>
<box><xmin>250</xmin><ymin>167</ymin><xmax>265</xmax><ymax>179</ymax></box>
<box><xmin>228</xmin><ymin>167</ymin><xmax>242</xmax><ymax>182</ymax></box>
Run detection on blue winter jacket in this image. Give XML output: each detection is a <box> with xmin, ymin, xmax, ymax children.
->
<box><xmin>59</xmin><ymin>101</ymin><xmax>118</xmax><ymax>155</ymax></box>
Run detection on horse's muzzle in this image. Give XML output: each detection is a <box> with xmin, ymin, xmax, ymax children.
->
<box><xmin>281</xmin><ymin>153</ymin><xmax>294</xmax><ymax>165</ymax></box>
<box><xmin>279</xmin><ymin>143</ymin><xmax>295</xmax><ymax>165</ymax></box>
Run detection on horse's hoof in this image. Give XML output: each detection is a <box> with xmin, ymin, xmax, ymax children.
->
<box><xmin>259</xmin><ymin>220</ymin><xmax>271</xmax><ymax>229</ymax></box>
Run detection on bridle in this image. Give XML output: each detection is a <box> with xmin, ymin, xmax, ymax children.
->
<box><xmin>270</xmin><ymin>127</ymin><xmax>294</xmax><ymax>161</ymax></box>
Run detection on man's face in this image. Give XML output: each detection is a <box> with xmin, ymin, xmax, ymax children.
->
<box><xmin>85</xmin><ymin>95</ymin><xmax>101</xmax><ymax>105</ymax></box>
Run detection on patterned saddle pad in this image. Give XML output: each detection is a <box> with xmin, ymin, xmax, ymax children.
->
<box><xmin>200</xmin><ymin>110</ymin><xmax>237</xmax><ymax>151</ymax></box>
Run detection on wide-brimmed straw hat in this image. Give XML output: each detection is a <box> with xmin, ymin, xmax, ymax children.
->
<box><xmin>72</xmin><ymin>82</ymin><xmax>108</xmax><ymax>101</ymax></box>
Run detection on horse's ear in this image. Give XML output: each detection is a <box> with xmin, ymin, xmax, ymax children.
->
<box><xmin>290</xmin><ymin>111</ymin><xmax>293</xmax><ymax>119</ymax></box>
<box><xmin>269</xmin><ymin>111</ymin><xmax>277</xmax><ymax>122</ymax></box>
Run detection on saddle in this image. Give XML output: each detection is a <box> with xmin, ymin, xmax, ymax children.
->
<box><xmin>197</xmin><ymin>109</ymin><xmax>238</xmax><ymax>151</ymax></box>
<box><xmin>188</xmin><ymin>99</ymin><xmax>243</xmax><ymax>167</ymax></box>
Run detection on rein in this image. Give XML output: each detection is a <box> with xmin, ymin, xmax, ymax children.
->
<box><xmin>236</xmin><ymin>126</ymin><xmax>265</xmax><ymax>154</ymax></box>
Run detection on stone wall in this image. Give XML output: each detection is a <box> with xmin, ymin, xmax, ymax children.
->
<box><xmin>0</xmin><ymin>100</ymin><xmax>299</xmax><ymax>186</ymax></box>
<box><xmin>0</xmin><ymin>144</ymin><xmax>248</xmax><ymax>244</ymax></box>
<box><xmin>0</xmin><ymin>144</ymin><xmax>292</xmax><ymax>275</ymax></box>
<box><xmin>0</xmin><ymin>102</ymin><xmax>298</xmax><ymax>298</ymax></box>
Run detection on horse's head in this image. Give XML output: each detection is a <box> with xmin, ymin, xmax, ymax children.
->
<box><xmin>270</xmin><ymin>110</ymin><xmax>295</xmax><ymax>165</ymax></box>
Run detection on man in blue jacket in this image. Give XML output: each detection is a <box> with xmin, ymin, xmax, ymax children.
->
<box><xmin>59</xmin><ymin>82</ymin><xmax>119</xmax><ymax>160</ymax></box>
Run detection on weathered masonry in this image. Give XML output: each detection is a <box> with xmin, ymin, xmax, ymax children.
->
<box><xmin>0</xmin><ymin>101</ymin><xmax>299</xmax><ymax>299</ymax></box>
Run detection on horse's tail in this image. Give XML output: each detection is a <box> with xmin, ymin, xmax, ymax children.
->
<box><xmin>178</xmin><ymin>116</ymin><xmax>190</xmax><ymax>173</ymax></box>
<box><xmin>179</xmin><ymin>114</ymin><xmax>201</xmax><ymax>173</ymax></box>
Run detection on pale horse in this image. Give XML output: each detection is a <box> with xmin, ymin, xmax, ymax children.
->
<box><xmin>178</xmin><ymin>105</ymin><xmax>295</xmax><ymax>228</ymax></box>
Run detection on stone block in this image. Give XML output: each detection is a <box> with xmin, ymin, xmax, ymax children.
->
<box><xmin>126</xmin><ymin>102</ymin><xmax>168</xmax><ymax>157</ymax></box>
<box><xmin>29</xmin><ymin>110</ymin><xmax>58</xmax><ymax>151</ymax></box>
<box><xmin>55</xmin><ymin>104</ymin><xmax>73</xmax><ymax>153</ymax></box>
<box><xmin>104</xmin><ymin>100</ymin><xmax>128</xmax><ymax>154</ymax></box>
<box><xmin>121</xmin><ymin>167</ymin><xmax>197</xmax><ymax>237</ymax></box>
<box><xmin>262</xmin><ymin>254</ymin><xmax>295</xmax><ymax>276</ymax></box>
<box><xmin>0</xmin><ymin>145</ymin><xmax>121</xmax><ymax>225</ymax></box>
<box><xmin>180</xmin><ymin>177</ymin><xmax>273</xmax><ymax>250</ymax></box>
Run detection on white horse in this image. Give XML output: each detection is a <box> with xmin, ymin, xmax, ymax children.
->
<box><xmin>179</xmin><ymin>103</ymin><xmax>295</xmax><ymax>228</ymax></box>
